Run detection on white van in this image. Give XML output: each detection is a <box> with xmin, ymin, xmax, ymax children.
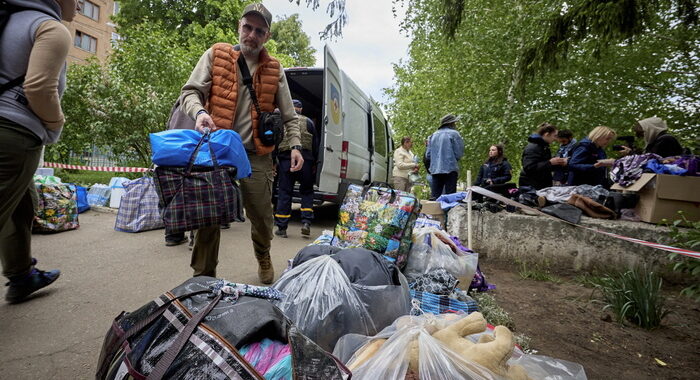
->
<box><xmin>283</xmin><ymin>46</ymin><xmax>394</xmax><ymax>203</ymax></box>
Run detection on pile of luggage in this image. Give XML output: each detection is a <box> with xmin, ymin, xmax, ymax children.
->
<box><xmin>95</xmin><ymin>182</ymin><xmax>587</xmax><ymax>379</ymax></box>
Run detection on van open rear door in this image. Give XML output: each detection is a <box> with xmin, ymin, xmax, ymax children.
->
<box><xmin>318</xmin><ymin>45</ymin><xmax>343</xmax><ymax>194</ymax></box>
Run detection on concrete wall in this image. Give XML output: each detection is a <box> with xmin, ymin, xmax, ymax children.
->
<box><xmin>447</xmin><ymin>205</ymin><xmax>678</xmax><ymax>277</ymax></box>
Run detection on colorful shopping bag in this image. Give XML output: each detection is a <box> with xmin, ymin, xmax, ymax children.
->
<box><xmin>334</xmin><ymin>182</ymin><xmax>421</xmax><ymax>269</ymax></box>
<box><xmin>32</xmin><ymin>182</ymin><xmax>79</xmax><ymax>233</ymax></box>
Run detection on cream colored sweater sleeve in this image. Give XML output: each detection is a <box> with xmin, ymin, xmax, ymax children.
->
<box><xmin>23</xmin><ymin>20</ymin><xmax>71</xmax><ymax>131</ymax></box>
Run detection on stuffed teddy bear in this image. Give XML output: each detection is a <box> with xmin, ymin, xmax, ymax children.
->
<box><xmin>350</xmin><ymin>312</ymin><xmax>532</xmax><ymax>380</ymax></box>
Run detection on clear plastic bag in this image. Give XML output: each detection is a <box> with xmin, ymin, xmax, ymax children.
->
<box><xmin>404</xmin><ymin>227</ymin><xmax>479</xmax><ymax>285</ymax></box>
<box><xmin>335</xmin><ymin>314</ymin><xmax>588</xmax><ymax>380</ymax></box>
<box><xmin>335</xmin><ymin>314</ymin><xmax>496</xmax><ymax>379</ymax></box>
<box><xmin>273</xmin><ymin>255</ymin><xmax>411</xmax><ymax>352</ymax></box>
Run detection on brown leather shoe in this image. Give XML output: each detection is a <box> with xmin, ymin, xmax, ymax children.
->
<box><xmin>255</xmin><ymin>252</ymin><xmax>275</xmax><ymax>284</ymax></box>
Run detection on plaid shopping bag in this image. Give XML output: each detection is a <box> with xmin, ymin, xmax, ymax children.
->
<box><xmin>334</xmin><ymin>182</ymin><xmax>421</xmax><ymax>269</ymax></box>
<box><xmin>154</xmin><ymin>131</ymin><xmax>244</xmax><ymax>234</ymax></box>
<box><xmin>114</xmin><ymin>176</ymin><xmax>164</xmax><ymax>233</ymax></box>
<box><xmin>410</xmin><ymin>290</ymin><xmax>479</xmax><ymax>315</ymax></box>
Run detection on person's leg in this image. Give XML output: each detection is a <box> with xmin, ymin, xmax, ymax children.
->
<box><xmin>240</xmin><ymin>154</ymin><xmax>275</xmax><ymax>284</ymax></box>
<box><xmin>190</xmin><ymin>225</ymin><xmax>220</xmax><ymax>277</ymax></box>
<box><xmin>299</xmin><ymin>162</ymin><xmax>315</xmax><ymax>236</ymax></box>
<box><xmin>0</xmin><ymin>119</ymin><xmax>59</xmax><ymax>303</ymax></box>
<box><xmin>393</xmin><ymin>176</ymin><xmax>409</xmax><ymax>192</ymax></box>
<box><xmin>273</xmin><ymin>158</ymin><xmax>293</xmax><ymax>236</ymax></box>
<box><xmin>430</xmin><ymin>173</ymin><xmax>446</xmax><ymax>200</ymax></box>
<box><xmin>444</xmin><ymin>171</ymin><xmax>458</xmax><ymax>194</ymax></box>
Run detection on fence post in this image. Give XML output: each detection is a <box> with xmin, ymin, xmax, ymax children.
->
<box><xmin>467</xmin><ymin>170</ymin><xmax>472</xmax><ymax>250</ymax></box>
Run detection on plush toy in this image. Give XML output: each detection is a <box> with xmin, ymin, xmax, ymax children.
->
<box><xmin>432</xmin><ymin>313</ymin><xmax>532</xmax><ymax>380</ymax></box>
<box><xmin>350</xmin><ymin>312</ymin><xmax>532</xmax><ymax>380</ymax></box>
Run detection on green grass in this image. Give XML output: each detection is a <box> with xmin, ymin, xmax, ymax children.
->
<box><xmin>469</xmin><ymin>290</ymin><xmax>534</xmax><ymax>353</ymax></box>
<box><xmin>51</xmin><ymin>169</ymin><xmax>143</xmax><ymax>187</ymax></box>
<box><xmin>517</xmin><ymin>261</ymin><xmax>562</xmax><ymax>283</ymax></box>
<box><xmin>589</xmin><ymin>267</ymin><xmax>670</xmax><ymax>329</ymax></box>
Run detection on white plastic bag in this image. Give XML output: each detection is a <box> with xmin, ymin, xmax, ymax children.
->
<box><xmin>404</xmin><ymin>227</ymin><xmax>479</xmax><ymax>285</ymax></box>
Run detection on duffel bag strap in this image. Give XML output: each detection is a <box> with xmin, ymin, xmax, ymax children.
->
<box><xmin>95</xmin><ymin>289</ymin><xmax>211</xmax><ymax>379</ymax></box>
<box><xmin>361</xmin><ymin>181</ymin><xmax>397</xmax><ymax>203</ymax></box>
<box><xmin>146</xmin><ymin>292</ymin><xmax>223</xmax><ymax>380</ymax></box>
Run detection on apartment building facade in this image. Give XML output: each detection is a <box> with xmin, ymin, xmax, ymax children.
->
<box><xmin>63</xmin><ymin>0</ymin><xmax>119</xmax><ymax>64</ymax></box>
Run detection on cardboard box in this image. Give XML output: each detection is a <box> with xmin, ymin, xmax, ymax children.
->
<box><xmin>611</xmin><ymin>174</ymin><xmax>700</xmax><ymax>223</ymax></box>
<box><xmin>419</xmin><ymin>200</ymin><xmax>446</xmax><ymax>227</ymax></box>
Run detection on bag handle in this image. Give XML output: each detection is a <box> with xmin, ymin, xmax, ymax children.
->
<box><xmin>147</xmin><ymin>292</ymin><xmax>223</xmax><ymax>380</ymax></box>
<box><xmin>361</xmin><ymin>181</ymin><xmax>397</xmax><ymax>203</ymax></box>
<box><xmin>95</xmin><ymin>289</ymin><xmax>211</xmax><ymax>379</ymax></box>
<box><xmin>236</xmin><ymin>53</ymin><xmax>262</xmax><ymax>116</ymax></box>
<box><xmin>185</xmin><ymin>130</ymin><xmax>219</xmax><ymax>174</ymax></box>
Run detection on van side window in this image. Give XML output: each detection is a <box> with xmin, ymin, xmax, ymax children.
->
<box><xmin>373</xmin><ymin>115</ymin><xmax>387</xmax><ymax>157</ymax></box>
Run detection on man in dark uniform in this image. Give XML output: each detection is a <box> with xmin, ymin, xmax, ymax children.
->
<box><xmin>274</xmin><ymin>99</ymin><xmax>318</xmax><ymax>238</ymax></box>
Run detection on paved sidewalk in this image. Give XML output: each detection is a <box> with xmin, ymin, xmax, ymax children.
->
<box><xmin>0</xmin><ymin>207</ymin><xmax>335</xmax><ymax>379</ymax></box>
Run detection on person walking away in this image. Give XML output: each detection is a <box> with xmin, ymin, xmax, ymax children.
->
<box><xmin>426</xmin><ymin>114</ymin><xmax>464</xmax><ymax>200</ymax></box>
<box><xmin>274</xmin><ymin>99</ymin><xmax>318</xmax><ymax>238</ymax></box>
<box><xmin>0</xmin><ymin>0</ymin><xmax>79</xmax><ymax>303</ymax></box>
<box><xmin>392</xmin><ymin>136</ymin><xmax>419</xmax><ymax>192</ymax></box>
<box><xmin>179</xmin><ymin>3</ymin><xmax>303</xmax><ymax>284</ymax></box>
<box><xmin>519</xmin><ymin>122</ymin><xmax>567</xmax><ymax>190</ymax></box>
<box><xmin>552</xmin><ymin>129</ymin><xmax>577</xmax><ymax>186</ymax></box>
<box><xmin>567</xmin><ymin>126</ymin><xmax>616</xmax><ymax>188</ymax></box>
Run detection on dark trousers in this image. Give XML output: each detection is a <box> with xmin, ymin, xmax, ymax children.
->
<box><xmin>0</xmin><ymin>118</ymin><xmax>42</xmax><ymax>280</ymax></box>
<box><xmin>275</xmin><ymin>158</ymin><xmax>314</xmax><ymax>229</ymax></box>
<box><xmin>430</xmin><ymin>171</ymin><xmax>458</xmax><ymax>200</ymax></box>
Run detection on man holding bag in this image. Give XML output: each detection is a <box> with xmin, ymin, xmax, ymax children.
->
<box><xmin>179</xmin><ymin>3</ymin><xmax>303</xmax><ymax>284</ymax></box>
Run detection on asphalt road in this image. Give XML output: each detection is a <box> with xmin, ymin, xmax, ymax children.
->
<box><xmin>0</xmin><ymin>204</ymin><xmax>338</xmax><ymax>379</ymax></box>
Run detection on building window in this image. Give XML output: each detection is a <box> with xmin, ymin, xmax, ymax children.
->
<box><xmin>113</xmin><ymin>1</ymin><xmax>120</xmax><ymax>15</ymax></box>
<box><xmin>74</xmin><ymin>31</ymin><xmax>97</xmax><ymax>53</ymax></box>
<box><xmin>78</xmin><ymin>0</ymin><xmax>100</xmax><ymax>21</ymax></box>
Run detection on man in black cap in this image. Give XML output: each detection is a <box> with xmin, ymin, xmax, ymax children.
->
<box><xmin>425</xmin><ymin>114</ymin><xmax>465</xmax><ymax>200</ymax></box>
<box><xmin>178</xmin><ymin>3</ymin><xmax>303</xmax><ymax>284</ymax></box>
<box><xmin>275</xmin><ymin>99</ymin><xmax>318</xmax><ymax>238</ymax></box>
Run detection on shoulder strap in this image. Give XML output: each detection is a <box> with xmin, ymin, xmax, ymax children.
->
<box><xmin>236</xmin><ymin>54</ymin><xmax>262</xmax><ymax>115</ymax></box>
<box><xmin>0</xmin><ymin>76</ymin><xmax>24</xmax><ymax>96</ymax></box>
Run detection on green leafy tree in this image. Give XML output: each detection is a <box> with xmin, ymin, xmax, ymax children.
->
<box><xmin>271</xmin><ymin>14</ymin><xmax>317</xmax><ymax>67</ymax></box>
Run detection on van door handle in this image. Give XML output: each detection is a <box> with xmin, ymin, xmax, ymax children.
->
<box><xmin>326</xmin><ymin>146</ymin><xmax>334</xmax><ymax>152</ymax></box>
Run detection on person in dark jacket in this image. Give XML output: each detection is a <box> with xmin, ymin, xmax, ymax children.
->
<box><xmin>635</xmin><ymin>117</ymin><xmax>683</xmax><ymax>158</ymax></box>
<box><xmin>519</xmin><ymin>123</ymin><xmax>567</xmax><ymax>190</ymax></box>
<box><xmin>567</xmin><ymin>126</ymin><xmax>616</xmax><ymax>187</ymax></box>
<box><xmin>475</xmin><ymin>144</ymin><xmax>512</xmax><ymax>186</ymax></box>
<box><xmin>552</xmin><ymin>129</ymin><xmax>577</xmax><ymax>186</ymax></box>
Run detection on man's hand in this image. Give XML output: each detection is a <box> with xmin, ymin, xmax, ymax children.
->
<box><xmin>619</xmin><ymin>146</ymin><xmax>632</xmax><ymax>156</ymax></box>
<box><xmin>195</xmin><ymin>113</ymin><xmax>215</xmax><ymax>133</ymax></box>
<box><xmin>290</xmin><ymin>149</ymin><xmax>304</xmax><ymax>172</ymax></box>
<box><xmin>594</xmin><ymin>158</ymin><xmax>615</xmax><ymax>168</ymax></box>
<box><xmin>486</xmin><ymin>179</ymin><xmax>493</xmax><ymax>185</ymax></box>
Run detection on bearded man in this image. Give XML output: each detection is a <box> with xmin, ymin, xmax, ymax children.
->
<box><xmin>179</xmin><ymin>3</ymin><xmax>303</xmax><ymax>284</ymax></box>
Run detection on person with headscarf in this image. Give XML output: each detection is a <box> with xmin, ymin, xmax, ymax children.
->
<box><xmin>1</xmin><ymin>0</ymin><xmax>79</xmax><ymax>303</ymax></box>
<box><xmin>633</xmin><ymin>117</ymin><xmax>683</xmax><ymax>158</ymax></box>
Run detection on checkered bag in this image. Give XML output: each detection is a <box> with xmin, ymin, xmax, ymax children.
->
<box><xmin>410</xmin><ymin>290</ymin><xmax>479</xmax><ymax>315</ymax></box>
<box><xmin>154</xmin><ymin>131</ymin><xmax>244</xmax><ymax>234</ymax></box>
<box><xmin>114</xmin><ymin>176</ymin><xmax>164</xmax><ymax>232</ymax></box>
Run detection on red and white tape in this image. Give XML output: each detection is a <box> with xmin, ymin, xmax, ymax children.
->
<box><xmin>468</xmin><ymin>186</ymin><xmax>700</xmax><ymax>260</ymax></box>
<box><xmin>43</xmin><ymin>162</ymin><xmax>149</xmax><ymax>173</ymax></box>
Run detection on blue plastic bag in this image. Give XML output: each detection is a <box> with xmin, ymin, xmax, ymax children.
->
<box><xmin>150</xmin><ymin>129</ymin><xmax>251</xmax><ymax>179</ymax></box>
<box><xmin>74</xmin><ymin>185</ymin><xmax>90</xmax><ymax>213</ymax></box>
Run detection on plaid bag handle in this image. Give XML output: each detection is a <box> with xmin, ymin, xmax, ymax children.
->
<box><xmin>185</xmin><ymin>129</ymin><xmax>220</xmax><ymax>175</ymax></box>
<box><xmin>362</xmin><ymin>181</ymin><xmax>397</xmax><ymax>203</ymax></box>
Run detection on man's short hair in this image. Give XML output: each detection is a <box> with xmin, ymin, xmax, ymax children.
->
<box><xmin>557</xmin><ymin>129</ymin><xmax>573</xmax><ymax>139</ymax></box>
<box><xmin>401</xmin><ymin>136</ymin><xmax>411</xmax><ymax>145</ymax></box>
<box><xmin>536</xmin><ymin>122</ymin><xmax>557</xmax><ymax>136</ymax></box>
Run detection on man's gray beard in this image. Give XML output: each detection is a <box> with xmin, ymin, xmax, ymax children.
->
<box><xmin>240</xmin><ymin>41</ymin><xmax>262</xmax><ymax>57</ymax></box>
